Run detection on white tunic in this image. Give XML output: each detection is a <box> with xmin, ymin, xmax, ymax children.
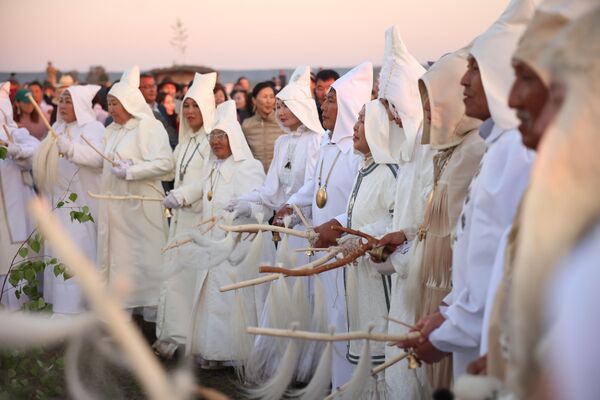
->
<box><xmin>190</xmin><ymin>156</ymin><xmax>266</xmax><ymax>361</ymax></box>
<box><xmin>0</xmin><ymin>128</ymin><xmax>38</xmax><ymax>310</ymax></box>
<box><xmin>287</xmin><ymin>135</ymin><xmax>361</xmax><ymax>388</ymax></box>
<box><xmin>156</xmin><ymin>128</ymin><xmax>210</xmax><ymax>345</ymax></box>
<box><xmin>42</xmin><ymin>120</ymin><xmax>105</xmax><ymax>314</ymax></box>
<box><xmin>97</xmin><ymin>117</ymin><xmax>174</xmax><ymax>308</ymax></box>
<box><xmin>429</xmin><ymin>125</ymin><xmax>534</xmax><ymax>377</ymax></box>
<box><xmin>344</xmin><ymin>160</ymin><xmax>397</xmax><ymax>366</ymax></box>
<box><xmin>385</xmin><ymin>138</ymin><xmax>435</xmax><ymax>399</ymax></box>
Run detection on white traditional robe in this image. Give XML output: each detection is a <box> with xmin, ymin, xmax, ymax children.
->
<box><xmin>384</xmin><ymin>136</ymin><xmax>434</xmax><ymax>399</ymax></box>
<box><xmin>156</xmin><ymin>127</ymin><xmax>210</xmax><ymax>345</ymax></box>
<box><xmin>42</xmin><ymin>119</ymin><xmax>104</xmax><ymax>314</ymax></box>
<box><xmin>429</xmin><ymin>125</ymin><xmax>534</xmax><ymax>377</ymax></box>
<box><xmin>342</xmin><ymin>159</ymin><xmax>397</xmax><ymax>367</ymax></box>
<box><xmin>288</xmin><ymin>136</ymin><xmax>361</xmax><ymax>387</ymax></box>
<box><xmin>97</xmin><ymin>117</ymin><xmax>174</xmax><ymax>308</ymax></box>
<box><xmin>0</xmin><ymin>128</ymin><xmax>38</xmax><ymax>310</ymax></box>
<box><xmin>189</xmin><ymin>156</ymin><xmax>266</xmax><ymax>362</ymax></box>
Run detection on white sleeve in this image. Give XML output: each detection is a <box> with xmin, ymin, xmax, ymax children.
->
<box><xmin>70</xmin><ymin>122</ymin><xmax>105</xmax><ymax>168</ymax></box>
<box><xmin>126</xmin><ymin>119</ymin><xmax>175</xmax><ymax>181</ymax></box>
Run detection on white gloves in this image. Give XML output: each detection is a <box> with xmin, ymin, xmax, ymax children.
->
<box><xmin>225</xmin><ymin>199</ymin><xmax>251</xmax><ymax>218</ymax></box>
<box><xmin>163</xmin><ymin>192</ymin><xmax>181</xmax><ymax>209</ymax></box>
<box><xmin>56</xmin><ymin>135</ymin><xmax>74</xmax><ymax>158</ymax></box>
<box><xmin>111</xmin><ymin>159</ymin><xmax>132</xmax><ymax>179</ymax></box>
<box><xmin>7</xmin><ymin>143</ymin><xmax>22</xmax><ymax>159</ymax></box>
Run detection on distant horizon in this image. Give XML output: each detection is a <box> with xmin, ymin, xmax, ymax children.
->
<box><xmin>1</xmin><ymin>0</ymin><xmax>508</xmax><ymax>73</ymax></box>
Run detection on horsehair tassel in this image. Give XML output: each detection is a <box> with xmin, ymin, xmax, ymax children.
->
<box><xmin>245</xmin><ymin>326</ymin><xmax>420</xmax><ymax>342</ymax></box>
<box><xmin>26</xmin><ymin>93</ymin><xmax>58</xmax><ymax>139</ymax></box>
<box><xmin>29</xmin><ymin>197</ymin><xmax>173</xmax><ymax>400</ymax></box>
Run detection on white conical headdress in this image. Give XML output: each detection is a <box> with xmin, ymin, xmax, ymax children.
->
<box><xmin>0</xmin><ymin>81</ymin><xmax>17</xmax><ymax>129</ymax></box>
<box><xmin>470</xmin><ymin>0</ymin><xmax>539</xmax><ymax>130</ymax></box>
<box><xmin>211</xmin><ymin>100</ymin><xmax>254</xmax><ymax>161</ymax></box>
<box><xmin>377</xmin><ymin>26</ymin><xmax>426</xmax><ymax>162</ymax></box>
<box><xmin>59</xmin><ymin>85</ymin><xmax>101</xmax><ymax>127</ymax></box>
<box><xmin>182</xmin><ymin>72</ymin><xmax>217</xmax><ymax>136</ymax></box>
<box><xmin>363</xmin><ymin>100</ymin><xmax>398</xmax><ymax>164</ymax></box>
<box><xmin>330</xmin><ymin>61</ymin><xmax>373</xmax><ymax>153</ymax></box>
<box><xmin>108</xmin><ymin>65</ymin><xmax>153</xmax><ymax>120</ymax></box>
<box><xmin>276</xmin><ymin>66</ymin><xmax>325</xmax><ymax>135</ymax></box>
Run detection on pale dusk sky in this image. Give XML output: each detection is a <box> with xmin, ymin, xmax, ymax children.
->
<box><xmin>1</xmin><ymin>0</ymin><xmax>508</xmax><ymax>72</ymax></box>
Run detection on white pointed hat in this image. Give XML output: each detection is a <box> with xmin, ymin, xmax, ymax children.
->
<box><xmin>363</xmin><ymin>100</ymin><xmax>399</xmax><ymax>164</ymax></box>
<box><xmin>276</xmin><ymin>66</ymin><xmax>325</xmax><ymax>135</ymax></box>
<box><xmin>0</xmin><ymin>81</ymin><xmax>17</xmax><ymax>129</ymax></box>
<box><xmin>59</xmin><ymin>85</ymin><xmax>101</xmax><ymax>127</ymax></box>
<box><xmin>377</xmin><ymin>26</ymin><xmax>427</xmax><ymax>162</ymax></box>
<box><xmin>330</xmin><ymin>61</ymin><xmax>373</xmax><ymax>153</ymax></box>
<box><xmin>182</xmin><ymin>72</ymin><xmax>217</xmax><ymax>135</ymax></box>
<box><xmin>108</xmin><ymin>65</ymin><xmax>153</xmax><ymax>120</ymax></box>
<box><xmin>211</xmin><ymin>100</ymin><xmax>254</xmax><ymax>161</ymax></box>
<box><xmin>470</xmin><ymin>0</ymin><xmax>539</xmax><ymax>130</ymax></box>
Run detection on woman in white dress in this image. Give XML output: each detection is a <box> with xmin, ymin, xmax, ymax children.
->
<box><xmin>0</xmin><ymin>81</ymin><xmax>39</xmax><ymax>310</ymax></box>
<box><xmin>96</xmin><ymin>66</ymin><xmax>174</xmax><ymax>315</ymax></box>
<box><xmin>154</xmin><ymin>72</ymin><xmax>217</xmax><ymax>357</ymax></box>
<box><xmin>36</xmin><ymin>84</ymin><xmax>105</xmax><ymax>316</ymax></box>
<box><xmin>189</xmin><ymin>100</ymin><xmax>266</xmax><ymax>368</ymax></box>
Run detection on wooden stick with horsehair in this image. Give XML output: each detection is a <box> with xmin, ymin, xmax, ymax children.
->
<box><xmin>292</xmin><ymin>203</ymin><xmax>310</xmax><ymax>228</ymax></box>
<box><xmin>384</xmin><ymin>315</ymin><xmax>417</xmax><ymax>330</ymax></box>
<box><xmin>246</xmin><ymin>326</ymin><xmax>420</xmax><ymax>343</ymax></box>
<box><xmin>219</xmin><ymin>223</ymin><xmax>311</xmax><ymax>239</ymax></box>
<box><xmin>88</xmin><ymin>191</ymin><xmax>164</xmax><ymax>202</ymax></box>
<box><xmin>80</xmin><ymin>135</ymin><xmax>117</xmax><ymax>166</ymax></box>
<box><xmin>26</xmin><ymin>94</ymin><xmax>58</xmax><ymax>139</ymax></box>
<box><xmin>29</xmin><ymin>197</ymin><xmax>172</xmax><ymax>400</ymax></box>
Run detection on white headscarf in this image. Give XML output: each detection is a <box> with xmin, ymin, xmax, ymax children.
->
<box><xmin>211</xmin><ymin>100</ymin><xmax>254</xmax><ymax>162</ymax></box>
<box><xmin>470</xmin><ymin>0</ymin><xmax>539</xmax><ymax>130</ymax></box>
<box><xmin>181</xmin><ymin>72</ymin><xmax>217</xmax><ymax>137</ymax></box>
<box><xmin>363</xmin><ymin>100</ymin><xmax>398</xmax><ymax>164</ymax></box>
<box><xmin>276</xmin><ymin>66</ymin><xmax>325</xmax><ymax>135</ymax></box>
<box><xmin>419</xmin><ymin>49</ymin><xmax>482</xmax><ymax>150</ymax></box>
<box><xmin>330</xmin><ymin>61</ymin><xmax>373</xmax><ymax>153</ymax></box>
<box><xmin>107</xmin><ymin>66</ymin><xmax>153</xmax><ymax>120</ymax></box>
<box><xmin>377</xmin><ymin>25</ymin><xmax>427</xmax><ymax>162</ymax></box>
<box><xmin>57</xmin><ymin>85</ymin><xmax>101</xmax><ymax>127</ymax></box>
<box><xmin>0</xmin><ymin>81</ymin><xmax>17</xmax><ymax>129</ymax></box>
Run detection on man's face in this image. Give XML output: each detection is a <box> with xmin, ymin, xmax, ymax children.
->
<box><xmin>239</xmin><ymin>78</ymin><xmax>250</xmax><ymax>92</ymax></box>
<box><xmin>139</xmin><ymin>76</ymin><xmax>157</xmax><ymax>104</ymax></box>
<box><xmin>533</xmin><ymin>79</ymin><xmax>566</xmax><ymax>142</ymax></box>
<box><xmin>508</xmin><ymin>59</ymin><xmax>549</xmax><ymax>150</ymax></box>
<box><xmin>460</xmin><ymin>56</ymin><xmax>491</xmax><ymax>121</ymax></box>
<box><xmin>161</xmin><ymin>83</ymin><xmax>177</xmax><ymax>97</ymax></box>
<box><xmin>315</xmin><ymin>78</ymin><xmax>336</xmax><ymax>104</ymax></box>
<box><xmin>30</xmin><ymin>85</ymin><xmax>43</xmax><ymax>104</ymax></box>
<box><xmin>320</xmin><ymin>89</ymin><xmax>338</xmax><ymax>131</ymax></box>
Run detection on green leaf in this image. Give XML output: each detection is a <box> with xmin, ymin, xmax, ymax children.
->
<box><xmin>18</xmin><ymin>247</ymin><xmax>28</xmax><ymax>258</ymax></box>
<box><xmin>0</xmin><ymin>146</ymin><xmax>7</xmax><ymax>160</ymax></box>
<box><xmin>63</xmin><ymin>271</ymin><xmax>73</xmax><ymax>281</ymax></box>
<box><xmin>37</xmin><ymin>298</ymin><xmax>46</xmax><ymax>309</ymax></box>
<box><xmin>8</xmin><ymin>271</ymin><xmax>20</xmax><ymax>286</ymax></box>
<box><xmin>49</xmin><ymin>258</ymin><xmax>58</xmax><ymax>264</ymax></box>
<box><xmin>68</xmin><ymin>192</ymin><xmax>78</xmax><ymax>202</ymax></box>
<box><xmin>53</xmin><ymin>264</ymin><xmax>62</xmax><ymax>277</ymax></box>
<box><xmin>23</xmin><ymin>268</ymin><xmax>35</xmax><ymax>282</ymax></box>
<box><xmin>56</xmin><ymin>201</ymin><xmax>65</xmax><ymax>208</ymax></box>
<box><xmin>28</xmin><ymin>239</ymin><xmax>41</xmax><ymax>253</ymax></box>
<box><xmin>82</xmin><ymin>205</ymin><xmax>89</xmax><ymax>213</ymax></box>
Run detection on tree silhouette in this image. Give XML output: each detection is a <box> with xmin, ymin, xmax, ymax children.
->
<box><xmin>170</xmin><ymin>18</ymin><xmax>188</xmax><ymax>65</ymax></box>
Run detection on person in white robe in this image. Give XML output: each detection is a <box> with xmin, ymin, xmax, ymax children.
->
<box><xmin>399</xmin><ymin>0</ymin><xmax>537</xmax><ymax>379</ymax></box>
<box><xmin>188</xmin><ymin>100</ymin><xmax>266</xmax><ymax>367</ymax></box>
<box><xmin>33</xmin><ymin>84</ymin><xmax>105</xmax><ymax>316</ymax></box>
<box><xmin>96</xmin><ymin>66</ymin><xmax>174</xmax><ymax>314</ymax></box>
<box><xmin>284</xmin><ymin>62</ymin><xmax>372</xmax><ymax>389</ymax></box>
<box><xmin>154</xmin><ymin>72</ymin><xmax>217</xmax><ymax>357</ymax></box>
<box><xmin>507</xmin><ymin>7</ymin><xmax>600</xmax><ymax>397</ymax></box>
<box><xmin>0</xmin><ymin>81</ymin><xmax>39</xmax><ymax>310</ymax></box>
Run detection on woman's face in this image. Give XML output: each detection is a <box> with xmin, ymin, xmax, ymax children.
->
<box><xmin>214</xmin><ymin>90</ymin><xmax>226</xmax><ymax>105</ymax></box>
<box><xmin>352</xmin><ymin>106</ymin><xmax>370</xmax><ymax>155</ymax></box>
<box><xmin>107</xmin><ymin>95</ymin><xmax>132</xmax><ymax>125</ymax></box>
<box><xmin>233</xmin><ymin>92</ymin><xmax>246</xmax><ymax>110</ymax></box>
<box><xmin>18</xmin><ymin>101</ymin><xmax>34</xmax><ymax>115</ymax></box>
<box><xmin>276</xmin><ymin>99</ymin><xmax>302</xmax><ymax>131</ymax></box>
<box><xmin>209</xmin><ymin>129</ymin><xmax>232</xmax><ymax>160</ymax></box>
<box><xmin>162</xmin><ymin>94</ymin><xmax>176</xmax><ymax>116</ymax></box>
<box><xmin>182</xmin><ymin>97</ymin><xmax>203</xmax><ymax>131</ymax></box>
<box><xmin>255</xmin><ymin>87</ymin><xmax>276</xmax><ymax>117</ymax></box>
<box><xmin>58</xmin><ymin>91</ymin><xmax>77</xmax><ymax>123</ymax></box>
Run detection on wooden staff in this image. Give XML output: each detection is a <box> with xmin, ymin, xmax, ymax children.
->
<box><xmin>324</xmin><ymin>352</ymin><xmax>410</xmax><ymax>400</ymax></box>
<box><xmin>219</xmin><ymin>223</ymin><xmax>312</xmax><ymax>239</ymax></box>
<box><xmin>29</xmin><ymin>197</ymin><xmax>172</xmax><ymax>400</ymax></box>
<box><xmin>292</xmin><ymin>204</ymin><xmax>310</xmax><ymax>228</ymax></box>
<box><xmin>384</xmin><ymin>315</ymin><xmax>417</xmax><ymax>330</ymax></box>
<box><xmin>246</xmin><ymin>326</ymin><xmax>420</xmax><ymax>343</ymax></box>
<box><xmin>144</xmin><ymin>182</ymin><xmax>165</xmax><ymax>197</ymax></box>
<box><xmin>2</xmin><ymin>124</ymin><xmax>14</xmax><ymax>143</ymax></box>
<box><xmin>26</xmin><ymin>94</ymin><xmax>58</xmax><ymax>139</ymax></box>
<box><xmin>219</xmin><ymin>249</ymin><xmax>338</xmax><ymax>292</ymax></box>
<box><xmin>88</xmin><ymin>191</ymin><xmax>164</xmax><ymax>202</ymax></box>
<box><xmin>80</xmin><ymin>135</ymin><xmax>117</xmax><ymax>166</ymax></box>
